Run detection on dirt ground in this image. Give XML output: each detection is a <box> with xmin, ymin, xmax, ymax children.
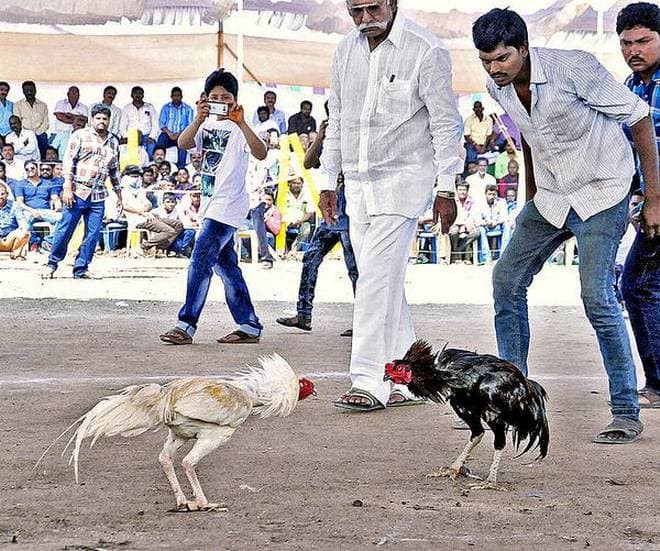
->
<box><xmin>1</xmin><ymin>297</ymin><xmax>658</xmax><ymax>551</ymax></box>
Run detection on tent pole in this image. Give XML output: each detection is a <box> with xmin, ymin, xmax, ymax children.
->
<box><xmin>237</xmin><ymin>0</ymin><xmax>244</xmax><ymax>84</ymax></box>
<box><xmin>217</xmin><ymin>21</ymin><xmax>224</xmax><ymax>68</ymax></box>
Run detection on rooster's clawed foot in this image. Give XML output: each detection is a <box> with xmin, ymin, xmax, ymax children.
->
<box><xmin>172</xmin><ymin>501</ymin><xmax>229</xmax><ymax>513</ymax></box>
<box><xmin>468</xmin><ymin>481</ymin><xmax>506</xmax><ymax>491</ymax></box>
<box><xmin>426</xmin><ymin>466</ymin><xmax>460</xmax><ymax>480</ymax></box>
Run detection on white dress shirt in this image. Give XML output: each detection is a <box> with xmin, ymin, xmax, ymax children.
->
<box><xmin>53</xmin><ymin>99</ymin><xmax>90</xmax><ymax>133</ymax></box>
<box><xmin>6</xmin><ymin>129</ymin><xmax>39</xmax><ymax>162</ymax></box>
<box><xmin>465</xmin><ymin>172</ymin><xmax>497</xmax><ymax>205</ymax></box>
<box><xmin>103</xmin><ymin>103</ymin><xmax>122</xmax><ymax>137</ymax></box>
<box><xmin>486</xmin><ymin>47</ymin><xmax>650</xmax><ymax>228</ymax></box>
<box><xmin>120</xmin><ymin>102</ymin><xmax>159</xmax><ymax>140</ymax></box>
<box><xmin>320</xmin><ymin>12</ymin><xmax>463</xmax><ymax>220</ymax></box>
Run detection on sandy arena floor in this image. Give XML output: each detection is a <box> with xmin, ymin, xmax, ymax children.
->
<box><xmin>0</xmin><ymin>257</ymin><xmax>658</xmax><ymax>550</ymax></box>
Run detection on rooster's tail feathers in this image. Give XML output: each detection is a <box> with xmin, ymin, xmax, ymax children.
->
<box><xmin>229</xmin><ymin>353</ymin><xmax>299</xmax><ymax>418</ymax></box>
<box><xmin>512</xmin><ymin>378</ymin><xmax>549</xmax><ymax>460</ymax></box>
<box><xmin>36</xmin><ymin>383</ymin><xmax>168</xmax><ymax>483</ymax></box>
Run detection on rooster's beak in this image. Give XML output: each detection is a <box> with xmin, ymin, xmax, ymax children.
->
<box><xmin>383</xmin><ymin>373</ymin><xmax>392</xmax><ymax>382</ymax></box>
<box><xmin>312</xmin><ymin>389</ymin><xmax>318</xmax><ymax>396</ymax></box>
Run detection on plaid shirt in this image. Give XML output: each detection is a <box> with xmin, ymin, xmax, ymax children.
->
<box><xmin>63</xmin><ymin>127</ymin><xmax>120</xmax><ymax>202</ymax></box>
<box><xmin>625</xmin><ymin>67</ymin><xmax>660</xmax><ymax>190</ymax></box>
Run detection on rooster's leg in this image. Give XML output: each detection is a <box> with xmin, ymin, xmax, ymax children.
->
<box><xmin>427</xmin><ymin>432</ymin><xmax>484</xmax><ymax>480</ymax></box>
<box><xmin>159</xmin><ymin>430</ymin><xmax>189</xmax><ymax>508</ymax></box>
<box><xmin>470</xmin><ymin>424</ymin><xmax>506</xmax><ymax>490</ymax></box>
<box><xmin>181</xmin><ymin>427</ymin><xmax>235</xmax><ymax>511</ymax></box>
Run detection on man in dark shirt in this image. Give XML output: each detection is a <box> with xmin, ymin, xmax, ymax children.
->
<box><xmin>287</xmin><ymin>101</ymin><xmax>317</xmax><ymax>136</ymax></box>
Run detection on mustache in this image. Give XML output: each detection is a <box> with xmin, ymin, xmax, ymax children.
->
<box><xmin>358</xmin><ymin>21</ymin><xmax>389</xmax><ymax>32</ymax></box>
<box><xmin>628</xmin><ymin>56</ymin><xmax>645</xmax><ymax>63</ymax></box>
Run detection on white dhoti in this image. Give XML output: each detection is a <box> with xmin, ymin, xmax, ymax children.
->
<box><xmin>348</xmin><ymin>212</ymin><xmax>419</xmax><ymax>406</ymax></box>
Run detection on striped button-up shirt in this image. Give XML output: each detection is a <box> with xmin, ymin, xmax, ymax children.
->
<box><xmin>63</xmin><ymin>127</ymin><xmax>120</xmax><ymax>202</ymax></box>
<box><xmin>320</xmin><ymin>12</ymin><xmax>464</xmax><ymax>220</ymax></box>
<box><xmin>487</xmin><ymin>47</ymin><xmax>650</xmax><ymax>228</ymax></box>
<box><xmin>625</xmin><ymin>66</ymin><xmax>660</xmax><ymax>190</ymax></box>
<box><xmin>159</xmin><ymin>101</ymin><xmax>194</xmax><ymax>135</ymax></box>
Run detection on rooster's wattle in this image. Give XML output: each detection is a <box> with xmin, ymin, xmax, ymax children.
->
<box><xmin>384</xmin><ymin>341</ymin><xmax>549</xmax><ymax>489</ymax></box>
<box><xmin>36</xmin><ymin>354</ymin><xmax>315</xmax><ymax>511</ymax></box>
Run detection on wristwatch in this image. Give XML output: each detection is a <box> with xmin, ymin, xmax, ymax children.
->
<box><xmin>436</xmin><ymin>191</ymin><xmax>456</xmax><ymax>199</ymax></box>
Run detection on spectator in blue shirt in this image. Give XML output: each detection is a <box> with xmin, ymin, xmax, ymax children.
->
<box><xmin>0</xmin><ymin>182</ymin><xmax>29</xmax><ymax>258</ymax></box>
<box><xmin>14</xmin><ymin>160</ymin><xmax>62</xmax><ymax>248</ymax></box>
<box><xmin>0</xmin><ymin>81</ymin><xmax>13</xmax><ymax>138</ymax></box>
<box><xmin>155</xmin><ymin>86</ymin><xmax>194</xmax><ymax>170</ymax></box>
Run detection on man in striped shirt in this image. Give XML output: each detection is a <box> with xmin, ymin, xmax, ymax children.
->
<box><xmin>472</xmin><ymin>9</ymin><xmax>659</xmax><ymax>444</ymax></box>
<box><xmin>42</xmin><ymin>104</ymin><xmax>123</xmax><ymax>279</ymax></box>
<box><xmin>617</xmin><ymin>2</ymin><xmax>660</xmax><ymax>411</ymax></box>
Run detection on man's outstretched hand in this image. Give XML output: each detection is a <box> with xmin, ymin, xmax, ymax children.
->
<box><xmin>319</xmin><ymin>190</ymin><xmax>338</xmax><ymax>225</ymax></box>
<box><xmin>432</xmin><ymin>195</ymin><xmax>457</xmax><ymax>234</ymax></box>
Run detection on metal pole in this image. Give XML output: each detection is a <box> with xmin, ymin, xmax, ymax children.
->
<box><xmin>237</xmin><ymin>0</ymin><xmax>244</xmax><ymax>84</ymax></box>
<box><xmin>217</xmin><ymin>21</ymin><xmax>224</xmax><ymax>68</ymax></box>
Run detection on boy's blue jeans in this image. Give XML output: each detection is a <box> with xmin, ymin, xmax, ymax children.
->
<box><xmin>493</xmin><ymin>197</ymin><xmax>639</xmax><ymax>420</ymax></box>
<box><xmin>176</xmin><ymin>218</ymin><xmax>262</xmax><ymax>338</ymax></box>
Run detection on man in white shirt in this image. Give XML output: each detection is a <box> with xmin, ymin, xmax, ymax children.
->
<box><xmin>53</xmin><ymin>86</ymin><xmax>89</xmax><ymax>136</ymax></box>
<box><xmin>1</xmin><ymin>143</ymin><xmax>26</xmax><ymax>182</ymax></box>
<box><xmin>473</xmin><ymin>8</ymin><xmax>659</xmax><ymax>444</ymax></box>
<box><xmin>476</xmin><ymin>184</ymin><xmax>508</xmax><ymax>262</ymax></box>
<box><xmin>100</xmin><ymin>85</ymin><xmax>122</xmax><ymax>138</ymax></box>
<box><xmin>13</xmin><ymin>81</ymin><xmax>49</xmax><ymax>159</ymax></box>
<box><xmin>120</xmin><ymin>86</ymin><xmax>159</xmax><ymax>159</ymax></box>
<box><xmin>465</xmin><ymin>157</ymin><xmax>497</xmax><ymax>204</ymax></box>
<box><xmin>320</xmin><ymin>0</ymin><xmax>463</xmax><ymax>410</ymax></box>
<box><xmin>6</xmin><ymin>116</ymin><xmax>39</xmax><ymax>163</ymax></box>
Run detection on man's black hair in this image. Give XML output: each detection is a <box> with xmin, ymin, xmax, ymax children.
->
<box><xmin>103</xmin><ymin>85</ymin><xmax>117</xmax><ymax>94</ymax></box>
<box><xmin>485</xmin><ymin>184</ymin><xmax>499</xmax><ymax>193</ymax></box>
<box><xmin>160</xmin><ymin>160</ymin><xmax>172</xmax><ymax>169</ymax></box>
<box><xmin>300</xmin><ymin>100</ymin><xmax>313</xmax><ymax>110</ymax></box>
<box><xmin>171</xmin><ymin>86</ymin><xmax>183</xmax><ymax>95</ymax></box>
<box><xmin>22</xmin><ymin>80</ymin><xmax>35</xmax><ymax>88</ymax></box>
<box><xmin>477</xmin><ymin>156</ymin><xmax>489</xmax><ymax>164</ymax></box>
<box><xmin>131</xmin><ymin>86</ymin><xmax>144</xmax><ymax>95</ymax></box>
<box><xmin>153</xmin><ymin>146</ymin><xmax>166</xmax><ymax>155</ymax></box>
<box><xmin>264</xmin><ymin>90</ymin><xmax>277</xmax><ymax>99</ymax></box>
<box><xmin>616</xmin><ymin>2</ymin><xmax>660</xmax><ymax>34</ymax></box>
<box><xmin>2</xmin><ymin>142</ymin><xmax>14</xmax><ymax>150</ymax></box>
<box><xmin>90</xmin><ymin>104</ymin><xmax>111</xmax><ymax>118</ymax></box>
<box><xmin>257</xmin><ymin>105</ymin><xmax>269</xmax><ymax>115</ymax></box>
<box><xmin>0</xmin><ymin>81</ymin><xmax>9</xmax><ymax>89</ymax></box>
<box><xmin>472</xmin><ymin>8</ymin><xmax>528</xmax><ymax>52</ymax></box>
<box><xmin>204</xmin><ymin>68</ymin><xmax>238</xmax><ymax>98</ymax></box>
<box><xmin>162</xmin><ymin>192</ymin><xmax>177</xmax><ymax>202</ymax></box>
<box><xmin>45</xmin><ymin>146</ymin><xmax>58</xmax><ymax>156</ymax></box>
<box><xmin>0</xmin><ymin>160</ymin><xmax>5</xmax><ymax>170</ymax></box>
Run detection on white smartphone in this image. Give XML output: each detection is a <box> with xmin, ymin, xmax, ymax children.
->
<box><xmin>208</xmin><ymin>101</ymin><xmax>229</xmax><ymax>116</ymax></box>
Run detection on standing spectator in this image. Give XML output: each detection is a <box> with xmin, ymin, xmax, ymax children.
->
<box><xmin>287</xmin><ymin>101</ymin><xmax>317</xmax><ymax>135</ymax></box>
<box><xmin>42</xmin><ymin>104</ymin><xmax>123</xmax><ymax>279</ymax></box>
<box><xmin>476</xmin><ymin>184</ymin><xmax>508</xmax><ymax>262</ymax></box>
<box><xmin>252</xmin><ymin>90</ymin><xmax>286</xmax><ymax>134</ymax></box>
<box><xmin>464</xmin><ymin>100</ymin><xmax>494</xmax><ymax>163</ymax></box>
<box><xmin>13</xmin><ymin>81</ymin><xmax>49</xmax><ymax>159</ymax></box>
<box><xmin>159</xmin><ymin>68</ymin><xmax>267</xmax><ymax>345</ymax></box>
<box><xmin>617</xmin><ymin>2</ymin><xmax>660</xmax><ymax>409</ymax></box>
<box><xmin>51</xmin><ymin>115</ymin><xmax>87</xmax><ymax>162</ymax></box>
<box><xmin>156</xmin><ymin>86</ymin><xmax>194</xmax><ymax>169</ymax></box>
<box><xmin>284</xmin><ymin>175</ymin><xmax>315</xmax><ymax>254</ymax></box>
<box><xmin>100</xmin><ymin>85</ymin><xmax>122</xmax><ymax>138</ymax></box>
<box><xmin>0</xmin><ymin>182</ymin><xmax>29</xmax><ymax>259</ymax></box>
<box><xmin>53</xmin><ymin>86</ymin><xmax>89</xmax><ymax>136</ymax></box>
<box><xmin>0</xmin><ymin>81</ymin><xmax>13</xmax><ymax>138</ymax></box>
<box><xmin>448</xmin><ymin>181</ymin><xmax>480</xmax><ymax>264</ymax></box>
<box><xmin>321</xmin><ymin>0</ymin><xmax>463</xmax><ymax>410</ymax></box>
<box><xmin>465</xmin><ymin>157</ymin><xmax>497</xmax><ymax>203</ymax></box>
<box><xmin>473</xmin><ymin>8</ymin><xmax>658</xmax><ymax>442</ymax></box>
<box><xmin>498</xmin><ymin>159</ymin><xmax>519</xmax><ymax>197</ymax></box>
<box><xmin>120</xmin><ymin>86</ymin><xmax>158</xmax><ymax>158</ymax></box>
<box><xmin>1</xmin><ymin>143</ymin><xmax>26</xmax><ymax>182</ymax></box>
<box><xmin>5</xmin><ymin>116</ymin><xmax>39</xmax><ymax>163</ymax></box>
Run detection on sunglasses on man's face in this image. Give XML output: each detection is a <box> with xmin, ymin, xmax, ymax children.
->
<box><xmin>348</xmin><ymin>3</ymin><xmax>385</xmax><ymax>18</ymax></box>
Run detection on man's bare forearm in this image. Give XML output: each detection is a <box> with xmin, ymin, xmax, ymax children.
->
<box><xmin>631</xmin><ymin>116</ymin><xmax>659</xmax><ymax>199</ymax></box>
<box><xmin>521</xmin><ymin>135</ymin><xmax>536</xmax><ymax>201</ymax></box>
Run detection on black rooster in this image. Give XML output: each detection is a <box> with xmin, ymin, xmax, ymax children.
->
<box><xmin>384</xmin><ymin>341</ymin><xmax>549</xmax><ymax>489</ymax></box>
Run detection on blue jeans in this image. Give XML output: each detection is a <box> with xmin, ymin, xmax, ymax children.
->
<box><xmin>21</xmin><ymin>209</ymin><xmax>62</xmax><ymax>246</ymax></box>
<box><xmin>478</xmin><ymin>225</ymin><xmax>504</xmax><ymax>263</ymax></box>
<box><xmin>176</xmin><ymin>218</ymin><xmax>262</xmax><ymax>338</ymax></box>
<box><xmin>249</xmin><ymin>202</ymin><xmax>274</xmax><ymax>263</ymax></box>
<box><xmin>297</xmin><ymin>225</ymin><xmax>358</xmax><ymax>320</ymax></box>
<box><xmin>47</xmin><ymin>195</ymin><xmax>105</xmax><ymax>276</ymax></box>
<box><xmin>169</xmin><ymin>228</ymin><xmax>196</xmax><ymax>256</ymax></box>
<box><xmin>621</xmin><ymin>230</ymin><xmax>660</xmax><ymax>393</ymax></box>
<box><xmin>493</xmin><ymin>198</ymin><xmax>638</xmax><ymax>420</ymax></box>
<box><xmin>155</xmin><ymin>133</ymin><xmax>188</xmax><ymax>169</ymax></box>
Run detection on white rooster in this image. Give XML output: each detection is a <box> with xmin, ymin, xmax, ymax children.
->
<box><xmin>35</xmin><ymin>354</ymin><xmax>316</xmax><ymax>512</ymax></box>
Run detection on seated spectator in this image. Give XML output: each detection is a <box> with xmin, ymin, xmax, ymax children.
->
<box><xmin>299</xmin><ymin>133</ymin><xmax>311</xmax><ymax>152</ymax></box>
<box><xmin>14</xmin><ymin>81</ymin><xmax>49</xmax><ymax>158</ymax></box>
<box><xmin>494</xmin><ymin>143</ymin><xmax>521</xmax><ymax>180</ymax></box>
<box><xmin>0</xmin><ymin>81</ymin><xmax>13</xmax><ymax>139</ymax></box>
<box><xmin>503</xmin><ymin>186</ymin><xmax>518</xmax><ymax>250</ymax></box>
<box><xmin>120</xmin><ymin>86</ymin><xmax>158</xmax><ymax>158</ymax></box>
<box><xmin>462</xmin><ymin>160</ymin><xmax>478</xmax><ymax>179</ymax></box>
<box><xmin>44</xmin><ymin>146</ymin><xmax>59</xmax><ymax>162</ymax></box>
<box><xmin>254</xmin><ymin>105</ymin><xmax>279</xmax><ymax>136</ymax></box>
<box><xmin>174</xmin><ymin>167</ymin><xmax>192</xmax><ymax>190</ymax></box>
<box><xmin>476</xmin><ymin>184</ymin><xmax>508</xmax><ymax>263</ymax></box>
<box><xmin>0</xmin><ymin>160</ymin><xmax>17</xmax><ymax>199</ymax></box>
<box><xmin>101</xmin><ymin>188</ymin><xmax>127</xmax><ymax>253</ymax></box>
<box><xmin>14</xmin><ymin>161</ymin><xmax>62</xmax><ymax>249</ymax></box>
<box><xmin>191</xmin><ymin>173</ymin><xmax>201</xmax><ymax>189</ymax></box>
<box><xmin>53</xmin><ymin>86</ymin><xmax>89</xmax><ymax>138</ymax></box>
<box><xmin>252</xmin><ymin>90</ymin><xmax>287</xmax><ymax>134</ymax></box>
<box><xmin>158</xmin><ymin>161</ymin><xmax>173</xmax><ymax>181</ymax></box>
<box><xmin>0</xmin><ymin>182</ymin><xmax>29</xmax><ymax>259</ymax></box>
<box><xmin>156</xmin><ymin>86</ymin><xmax>194</xmax><ymax>169</ymax></box>
<box><xmin>263</xmin><ymin>191</ymin><xmax>282</xmax><ymax>248</ymax></box>
<box><xmin>284</xmin><ymin>176</ymin><xmax>314</xmax><ymax>254</ymax></box>
<box><xmin>449</xmin><ymin>181</ymin><xmax>480</xmax><ymax>264</ymax></box>
<box><xmin>186</xmin><ymin>151</ymin><xmax>203</xmax><ymax>177</ymax></box>
<box><xmin>2</xmin><ymin>144</ymin><xmax>26</xmax><ymax>186</ymax></box>
<box><xmin>177</xmin><ymin>190</ymin><xmax>201</xmax><ymax>230</ymax></box>
<box><xmin>100</xmin><ymin>85</ymin><xmax>122</xmax><ymax>138</ymax></box>
<box><xmin>152</xmin><ymin>147</ymin><xmax>167</xmax><ymax>165</ymax></box>
<box><xmin>6</xmin><ymin>116</ymin><xmax>39</xmax><ymax>163</ymax></box>
<box><xmin>51</xmin><ymin>115</ymin><xmax>87</xmax><ymax>162</ymax></box>
<box><xmin>498</xmin><ymin>159</ymin><xmax>519</xmax><ymax>197</ymax></box>
<box><xmin>465</xmin><ymin>157</ymin><xmax>496</xmax><ymax>204</ymax></box>
<box><xmin>463</xmin><ymin>101</ymin><xmax>494</xmax><ymax>163</ymax></box>
<box><xmin>287</xmin><ymin>101</ymin><xmax>317</xmax><ymax>135</ymax></box>
<box><xmin>152</xmin><ymin>192</ymin><xmax>192</xmax><ymax>256</ymax></box>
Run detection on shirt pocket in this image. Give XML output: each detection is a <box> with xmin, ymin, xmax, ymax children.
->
<box><xmin>376</xmin><ymin>78</ymin><xmax>411</xmax><ymax>119</ymax></box>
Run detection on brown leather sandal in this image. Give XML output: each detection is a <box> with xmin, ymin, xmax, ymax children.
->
<box><xmin>159</xmin><ymin>327</ymin><xmax>193</xmax><ymax>345</ymax></box>
<box><xmin>216</xmin><ymin>330</ymin><xmax>260</xmax><ymax>344</ymax></box>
